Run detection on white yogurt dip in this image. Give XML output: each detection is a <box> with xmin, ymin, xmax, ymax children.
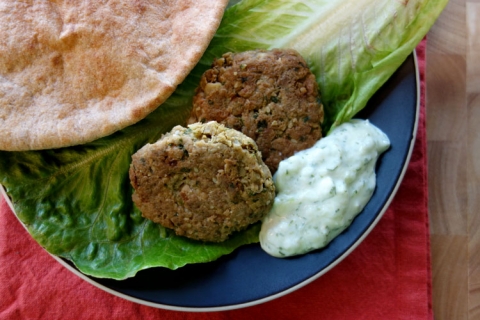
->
<box><xmin>259</xmin><ymin>119</ymin><xmax>390</xmax><ymax>257</ymax></box>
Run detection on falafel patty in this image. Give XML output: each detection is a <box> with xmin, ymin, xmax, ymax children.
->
<box><xmin>129</xmin><ymin>121</ymin><xmax>275</xmax><ymax>242</ymax></box>
<box><xmin>188</xmin><ymin>49</ymin><xmax>324</xmax><ymax>173</ymax></box>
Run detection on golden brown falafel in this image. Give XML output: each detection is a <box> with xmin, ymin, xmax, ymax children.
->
<box><xmin>129</xmin><ymin>121</ymin><xmax>275</xmax><ymax>242</ymax></box>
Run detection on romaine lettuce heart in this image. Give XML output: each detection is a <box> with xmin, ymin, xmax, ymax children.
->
<box><xmin>0</xmin><ymin>0</ymin><xmax>447</xmax><ymax>279</ymax></box>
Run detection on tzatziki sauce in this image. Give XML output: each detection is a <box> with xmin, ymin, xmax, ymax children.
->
<box><xmin>259</xmin><ymin>119</ymin><xmax>390</xmax><ymax>258</ymax></box>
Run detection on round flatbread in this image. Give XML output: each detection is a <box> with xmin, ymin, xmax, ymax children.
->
<box><xmin>0</xmin><ymin>0</ymin><xmax>228</xmax><ymax>151</ymax></box>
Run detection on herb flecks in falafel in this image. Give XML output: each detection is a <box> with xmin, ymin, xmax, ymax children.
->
<box><xmin>129</xmin><ymin>121</ymin><xmax>275</xmax><ymax>243</ymax></box>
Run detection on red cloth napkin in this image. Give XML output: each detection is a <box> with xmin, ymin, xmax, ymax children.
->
<box><xmin>0</xmin><ymin>40</ymin><xmax>431</xmax><ymax>320</ymax></box>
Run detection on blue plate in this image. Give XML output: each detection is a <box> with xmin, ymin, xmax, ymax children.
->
<box><xmin>41</xmin><ymin>51</ymin><xmax>420</xmax><ymax>311</ymax></box>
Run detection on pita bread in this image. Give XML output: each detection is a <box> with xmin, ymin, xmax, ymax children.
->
<box><xmin>0</xmin><ymin>0</ymin><xmax>228</xmax><ymax>151</ymax></box>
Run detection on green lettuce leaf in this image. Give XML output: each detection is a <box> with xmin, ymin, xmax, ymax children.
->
<box><xmin>0</xmin><ymin>103</ymin><xmax>262</xmax><ymax>279</ymax></box>
<box><xmin>0</xmin><ymin>0</ymin><xmax>447</xmax><ymax>280</ymax></box>
<box><xmin>211</xmin><ymin>0</ymin><xmax>448</xmax><ymax>132</ymax></box>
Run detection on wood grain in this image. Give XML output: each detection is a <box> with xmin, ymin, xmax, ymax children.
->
<box><xmin>427</xmin><ymin>0</ymin><xmax>480</xmax><ymax>318</ymax></box>
<box><xmin>468</xmin><ymin>93</ymin><xmax>480</xmax><ymax>319</ymax></box>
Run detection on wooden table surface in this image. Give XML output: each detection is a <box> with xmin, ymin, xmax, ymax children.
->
<box><xmin>427</xmin><ymin>0</ymin><xmax>479</xmax><ymax>318</ymax></box>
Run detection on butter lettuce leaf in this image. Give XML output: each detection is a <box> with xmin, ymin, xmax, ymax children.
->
<box><xmin>0</xmin><ymin>0</ymin><xmax>447</xmax><ymax>279</ymax></box>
